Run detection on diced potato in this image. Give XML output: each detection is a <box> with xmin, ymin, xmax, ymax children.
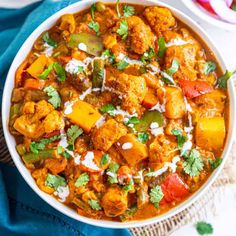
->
<box><xmin>165</xmin><ymin>87</ymin><xmax>186</xmax><ymax>119</ymax></box>
<box><xmin>91</xmin><ymin>119</ymin><xmax>127</xmax><ymax>151</ymax></box>
<box><xmin>26</xmin><ymin>55</ymin><xmax>48</xmax><ymax>79</ymax></box>
<box><xmin>116</xmin><ymin>134</ymin><xmax>148</xmax><ymax>166</ymax></box>
<box><xmin>142</xmin><ymin>88</ymin><xmax>158</xmax><ymax>109</ymax></box>
<box><xmin>195</xmin><ymin>117</ymin><xmax>226</xmax><ymax>151</ymax></box>
<box><xmin>65</xmin><ymin>100</ymin><xmax>101</xmax><ymax>133</ymax></box>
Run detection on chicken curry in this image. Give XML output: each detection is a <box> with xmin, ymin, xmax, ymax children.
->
<box><xmin>9</xmin><ymin>1</ymin><xmax>229</xmax><ymax>222</ymax></box>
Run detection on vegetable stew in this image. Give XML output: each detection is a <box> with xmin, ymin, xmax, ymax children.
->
<box><xmin>9</xmin><ymin>1</ymin><xmax>229</xmax><ymax>222</ymax></box>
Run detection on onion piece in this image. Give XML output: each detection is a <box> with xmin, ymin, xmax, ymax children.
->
<box><xmin>196</xmin><ymin>0</ymin><xmax>210</xmax><ymax>3</ymax></box>
<box><xmin>209</xmin><ymin>0</ymin><xmax>236</xmax><ymax>23</ymax></box>
<box><xmin>225</xmin><ymin>0</ymin><xmax>233</xmax><ymax>7</ymax></box>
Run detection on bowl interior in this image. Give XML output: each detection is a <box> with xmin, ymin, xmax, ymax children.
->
<box><xmin>2</xmin><ymin>0</ymin><xmax>236</xmax><ymax>229</ymax></box>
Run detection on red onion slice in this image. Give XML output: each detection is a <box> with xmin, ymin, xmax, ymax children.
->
<box><xmin>209</xmin><ymin>0</ymin><xmax>236</xmax><ymax>23</ymax></box>
<box><xmin>225</xmin><ymin>0</ymin><xmax>233</xmax><ymax>7</ymax></box>
<box><xmin>196</xmin><ymin>0</ymin><xmax>210</xmax><ymax>3</ymax></box>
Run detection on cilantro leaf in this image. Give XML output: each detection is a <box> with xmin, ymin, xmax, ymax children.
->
<box><xmin>157</xmin><ymin>37</ymin><xmax>166</xmax><ymax>58</ymax></box>
<box><xmin>123</xmin><ymin>180</ymin><xmax>134</xmax><ymax>192</ymax></box>
<box><xmin>75</xmin><ymin>173</ymin><xmax>90</xmax><ymax>187</ymax></box>
<box><xmin>150</xmin><ymin>185</ymin><xmax>164</xmax><ymax>208</ymax></box>
<box><xmin>120</xmin><ymin>205</ymin><xmax>138</xmax><ymax>222</ymax></box>
<box><xmin>53</xmin><ymin>62</ymin><xmax>66</xmax><ymax>82</ymax></box>
<box><xmin>90</xmin><ymin>3</ymin><xmax>96</xmax><ymax>20</ymax></box>
<box><xmin>30</xmin><ymin>135</ymin><xmax>61</xmax><ymax>154</ymax></box>
<box><xmin>67</xmin><ymin>125</ymin><xmax>83</xmax><ymax>150</ymax></box>
<box><xmin>141</xmin><ymin>47</ymin><xmax>155</xmax><ymax>63</ymax></box>
<box><xmin>183</xmin><ymin>149</ymin><xmax>204</xmax><ymax>177</ymax></box>
<box><xmin>166</xmin><ymin>59</ymin><xmax>180</xmax><ymax>76</ymax></box>
<box><xmin>209</xmin><ymin>158</ymin><xmax>222</xmax><ymax>170</ymax></box>
<box><xmin>39</xmin><ymin>63</ymin><xmax>55</xmax><ymax>80</ymax></box>
<box><xmin>137</xmin><ymin>132</ymin><xmax>149</xmax><ymax>143</ymax></box>
<box><xmin>100</xmin><ymin>103</ymin><xmax>116</xmax><ymax>116</ymax></box>
<box><xmin>45</xmin><ymin>174</ymin><xmax>66</xmax><ymax>190</ymax></box>
<box><xmin>74</xmin><ymin>66</ymin><xmax>84</xmax><ymax>74</ymax></box>
<box><xmin>123</xmin><ymin>5</ymin><xmax>135</xmax><ymax>17</ymax></box>
<box><xmin>102</xmin><ymin>49</ymin><xmax>116</xmax><ymax>63</ymax></box>
<box><xmin>125</xmin><ymin>116</ymin><xmax>139</xmax><ymax>125</ymax></box>
<box><xmin>116</xmin><ymin>57</ymin><xmax>129</xmax><ymax>70</ymax></box>
<box><xmin>88</xmin><ymin>199</ymin><xmax>102</xmax><ymax>210</ymax></box>
<box><xmin>172</xmin><ymin>128</ymin><xmax>186</xmax><ymax>149</ymax></box>
<box><xmin>107</xmin><ymin>163</ymin><xmax>119</xmax><ymax>184</ymax></box>
<box><xmin>57</xmin><ymin>146</ymin><xmax>71</xmax><ymax>159</ymax></box>
<box><xmin>101</xmin><ymin>154</ymin><xmax>109</xmax><ymax>166</ymax></box>
<box><xmin>88</xmin><ymin>21</ymin><xmax>101</xmax><ymax>35</ymax></box>
<box><xmin>204</xmin><ymin>61</ymin><xmax>216</xmax><ymax>75</ymax></box>
<box><xmin>42</xmin><ymin>32</ymin><xmax>57</xmax><ymax>48</ymax></box>
<box><xmin>196</xmin><ymin>221</ymin><xmax>213</xmax><ymax>235</ymax></box>
<box><xmin>43</xmin><ymin>86</ymin><xmax>61</xmax><ymax>108</ymax></box>
<box><xmin>217</xmin><ymin>70</ymin><xmax>233</xmax><ymax>90</ymax></box>
<box><xmin>233</xmin><ymin>4</ymin><xmax>236</xmax><ymax>11</ymax></box>
<box><xmin>117</xmin><ymin>19</ymin><xmax>128</xmax><ymax>39</ymax></box>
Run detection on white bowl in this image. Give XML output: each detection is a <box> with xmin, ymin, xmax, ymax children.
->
<box><xmin>181</xmin><ymin>0</ymin><xmax>236</xmax><ymax>31</ymax></box>
<box><xmin>2</xmin><ymin>0</ymin><xmax>236</xmax><ymax>229</ymax></box>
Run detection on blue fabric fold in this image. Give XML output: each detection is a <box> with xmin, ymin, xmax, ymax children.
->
<box><xmin>0</xmin><ymin>1</ymin><xmax>131</xmax><ymax>235</ymax></box>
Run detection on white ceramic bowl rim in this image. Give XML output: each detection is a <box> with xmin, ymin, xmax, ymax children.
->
<box><xmin>181</xmin><ymin>0</ymin><xmax>236</xmax><ymax>31</ymax></box>
<box><xmin>2</xmin><ymin>0</ymin><xmax>236</xmax><ymax>229</ymax></box>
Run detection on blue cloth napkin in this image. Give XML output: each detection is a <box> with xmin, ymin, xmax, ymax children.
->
<box><xmin>0</xmin><ymin>1</ymin><xmax>131</xmax><ymax>235</ymax></box>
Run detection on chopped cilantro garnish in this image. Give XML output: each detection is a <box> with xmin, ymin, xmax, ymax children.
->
<box><xmin>42</xmin><ymin>32</ymin><xmax>57</xmax><ymax>48</ymax></box>
<box><xmin>30</xmin><ymin>135</ymin><xmax>61</xmax><ymax>154</ymax></box>
<box><xmin>101</xmin><ymin>154</ymin><xmax>109</xmax><ymax>166</ymax></box>
<box><xmin>125</xmin><ymin>116</ymin><xmax>139</xmax><ymax>125</ymax></box>
<box><xmin>75</xmin><ymin>173</ymin><xmax>90</xmax><ymax>187</ymax></box>
<box><xmin>217</xmin><ymin>70</ymin><xmax>235</xmax><ymax>90</ymax></box>
<box><xmin>172</xmin><ymin>128</ymin><xmax>186</xmax><ymax>149</ymax></box>
<box><xmin>166</xmin><ymin>59</ymin><xmax>180</xmax><ymax>76</ymax></box>
<box><xmin>232</xmin><ymin>4</ymin><xmax>236</xmax><ymax>11</ymax></box>
<box><xmin>120</xmin><ymin>205</ymin><xmax>138</xmax><ymax>222</ymax></box>
<box><xmin>102</xmin><ymin>49</ymin><xmax>116</xmax><ymax>63</ymax></box>
<box><xmin>209</xmin><ymin>158</ymin><xmax>222</xmax><ymax>170</ymax></box>
<box><xmin>123</xmin><ymin>5</ymin><xmax>135</xmax><ymax>17</ymax></box>
<box><xmin>196</xmin><ymin>221</ymin><xmax>213</xmax><ymax>235</ymax></box>
<box><xmin>45</xmin><ymin>174</ymin><xmax>66</xmax><ymax>190</ymax></box>
<box><xmin>88</xmin><ymin>199</ymin><xmax>102</xmax><ymax>210</ymax></box>
<box><xmin>157</xmin><ymin>37</ymin><xmax>166</xmax><ymax>58</ymax></box>
<box><xmin>39</xmin><ymin>63</ymin><xmax>54</xmax><ymax>80</ymax></box>
<box><xmin>150</xmin><ymin>185</ymin><xmax>164</xmax><ymax>208</ymax></box>
<box><xmin>160</xmin><ymin>76</ymin><xmax>175</xmax><ymax>85</ymax></box>
<box><xmin>40</xmin><ymin>62</ymin><xmax>66</xmax><ymax>82</ymax></box>
<box><xmin>74</xmin><ymin>66</ymin><xmax>84</xmax><ymax>74</ymax></box>
<box><xmin>116</xmin><ymin>57</ymin><xmax>129</xmax><ymax>70</ymax></box>
<box><xmin>137</xmin><ymin>132</ymin><xmax>149</xmax><ymax>144</ymax></box>
<box><xmin>57</xmin><ymin>146</ymin><xmax>71</xmax><ymax>159</ymax></box>
<box><xmin>88</xmin><ymin>21</ymin><xmax>101</xmax><ymax>35</ymax></box>
<box><xmin>123</xmin><ymin>180</ymin><xmax>134</xmax><ymax>192</ymax></box>
<box><xmin>43</xmin><ymin>86</ymin><xmax>61</xmax><ymax>108</ymax></box>
<box><xmin>141</xmin><ymin>47</ymin><xmax>155</xmax><ymax>63</ymax></box>
<box><xmin>107</xmin><ymin>163</ymin><xmax>119</xmax><ymax>184</ymax></box>
<box><xmin>183</xmin><ymin>149</ymin><xmax>204</xmax><ymax>177</ymax></box>
<box><xmin>204</xmin><ymin>61</ymin><xmax>216</xmax><ymax>75</ymax></box>
<box><xmin>117</xmin><ymin>19</ymin><xmax>128</xmax><ymax>39</ymax></box>
<box><xmin>100</xmin><ymin>103</ymin><xmax>116</xmax><ymax>116</ymax></box>
<box><xmin>67</xmin><ymin>125</ymin><xmax>83</xmax><ymax>150</ymax></box>
<box><xmin>90</xmin><ymin>3</ymin><xmax>96</xmax><ymax>20</ymax></box>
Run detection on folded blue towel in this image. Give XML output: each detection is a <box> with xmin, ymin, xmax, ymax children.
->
<box><xmin>0</xmin><ymin>1</ymin><xmax>131</xmax><ymax>235</ymax></box>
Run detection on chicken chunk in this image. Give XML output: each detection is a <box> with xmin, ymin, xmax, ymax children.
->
<box><xmin>143</xmin><ymin>6</ymin><xmax>176</xmax><ymax>34</ymax></box>
<box><xmin>125</xmin><ymin>16</ymin><xmax>155</xmax><ymax>54</ymax></box>
<box><xmin>91</xmin><ymin>119</ymin><xmax>127</xmax><ymax>151</ymax></box>
<box><xmin>105</xmin><ymin>73</ymin><xmax>147</xmax><ymax>114</ymax></box>
<box><xmin>149</xmin><ymin>135</ymin><xmax>178</xmax><ymax>170</ymax></box>
<box><xmin>101</xmin><ymin>187</ymin><xmax>128</xmax><ymax>217</ymax></box>
<box><xmin>44</xmin><ymin>157</ymin><xmax>67</xmax><ymax>175</ymax></box>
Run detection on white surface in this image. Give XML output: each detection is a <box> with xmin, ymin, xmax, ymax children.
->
<box><xmin>1</xmin><ymin>0</ymin><xmax>236</xmax><ymax>230</ymax></box>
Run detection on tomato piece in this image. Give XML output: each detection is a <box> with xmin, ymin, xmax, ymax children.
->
<box><xmin>160</xmin><ymin>173</ymin><xmax>189</xmax><ymax>204</ymax></box>
<box><xmin>178</xmin><ymin>79</ymin><xmax>213</xmax><ymax>99</ymax></box>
